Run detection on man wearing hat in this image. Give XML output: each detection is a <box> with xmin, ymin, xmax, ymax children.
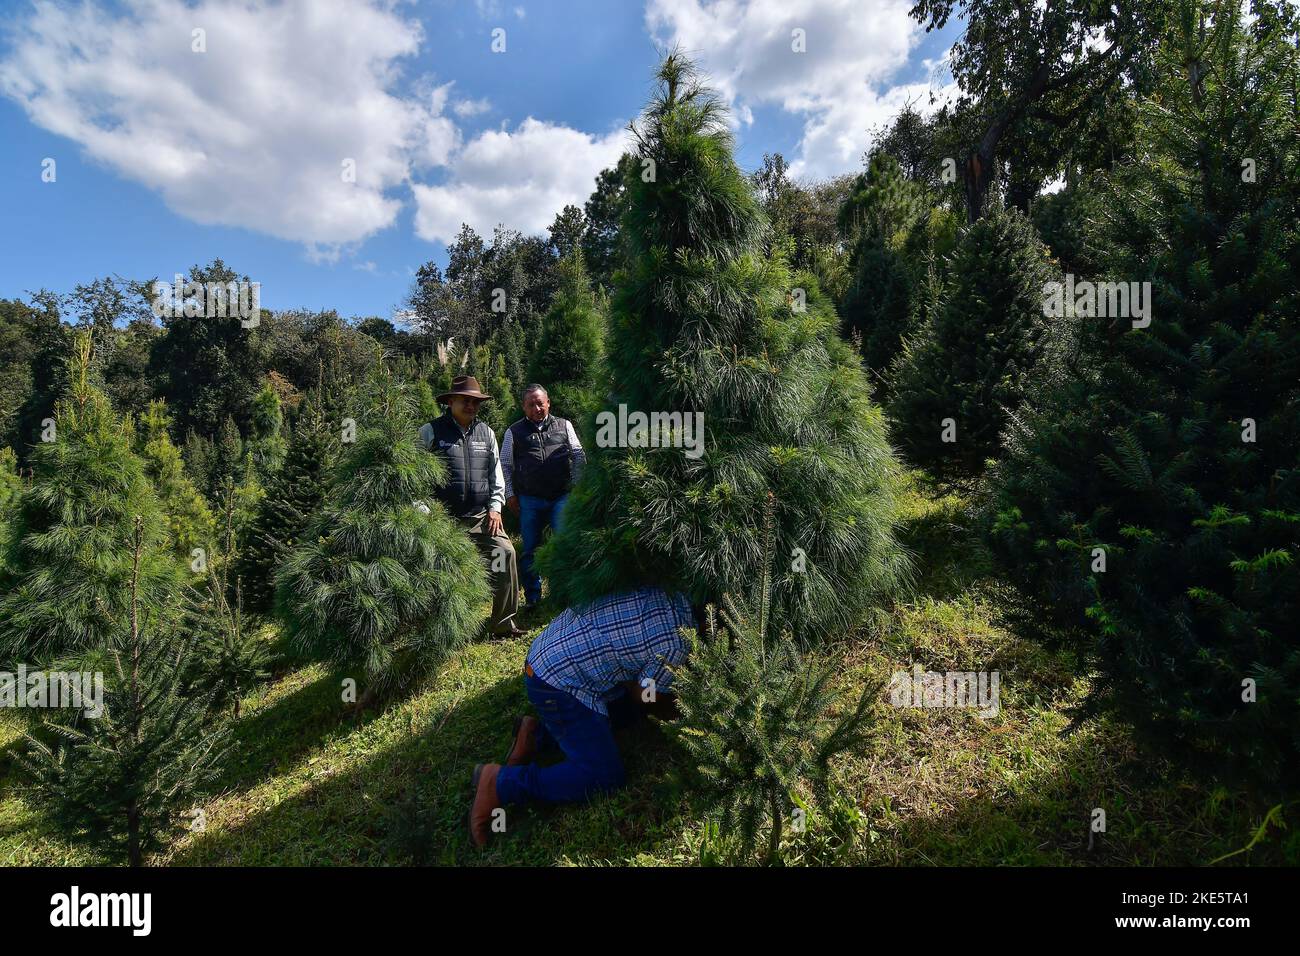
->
<box><xmin>420</xmin><ymin>375</ymin><xmax>524</xmax><ymax>637</ymax></box>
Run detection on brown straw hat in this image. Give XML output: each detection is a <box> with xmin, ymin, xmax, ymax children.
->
<box><xmin>437</xmin><ymin>375</ymin><xmax>493</xmax><ymax>403</ymax></box>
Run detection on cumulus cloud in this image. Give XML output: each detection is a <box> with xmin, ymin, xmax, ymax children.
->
<box><xmin>646</xmin><ymin>0</ymin><xmax>956</xmax><ymax>179</ymax></box>
<box><xmin>0</xmin><ymin>0</ymin><xmax>438</xmax><ymax>257</ymax></box>
<box><xmin>411</xmin><ymin>118</ymin><xmax>629</xmax><ymax>246</ymax></box>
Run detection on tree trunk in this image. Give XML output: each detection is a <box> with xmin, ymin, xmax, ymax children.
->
<box><xmin>767</xmin><ymin>790</ymin><xmax>783</xmax><ymax>865</ymax></box>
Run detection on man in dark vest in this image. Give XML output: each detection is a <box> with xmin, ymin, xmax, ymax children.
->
<box><xmin>501</xmin><ymin>384</ymin><xmax>586</xmax><ymax>608</ymax></box>
<box><xmin>420</xmin><ymin>375</ymin><xmax>523</xmax><ymax>637</ymax></box>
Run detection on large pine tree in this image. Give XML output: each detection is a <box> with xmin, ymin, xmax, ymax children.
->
<box><xmin>0</xmin><ymin>334</ymin><xmax>178</xmax><ymax>666</ymax></box>
<box><xmin>989</xmin><ymin>1</ymin><xmax>1300</xmax><ymax>776</ymax></box>
<box><xmin>274</xmin><ymin>374</ymin><xmax>490</xmax><ymax>689</ymax></box>
<box><xmin>539</xmin><ymin>55</ymin><xmax>907</xmax><ymax>640</ymax></box>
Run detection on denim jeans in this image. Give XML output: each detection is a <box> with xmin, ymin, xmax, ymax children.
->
<box><xmin>495</xmin><ymin>674</ymin><xmax>632</xmax><ymax>806</ymax></box>
<box><xmin>518</xmin><ymin>493</ymin><xmax>567</xmax><ymax>605</ymax></box>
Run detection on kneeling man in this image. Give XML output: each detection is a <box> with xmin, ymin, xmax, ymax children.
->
<box><xmin>469</xmin><ymin>586</ymin><xmax>696</xmax><ymax>846</ymax></box>
<box><xmin>420</xmin><ymin>375</ymin><xmax>523</xmax><ymax>637</ymax></box>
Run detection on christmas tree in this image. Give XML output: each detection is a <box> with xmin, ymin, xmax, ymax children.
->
<box><xmin>988</xmin><ymin>1</ymin><xmax>1300</xmax><ymax>776</ymax></box>
<box><xmin>235</xmin><ymin>397</ymin><xmax>334</xmax><ymax>615</ymax></box>
<box><xmin>20</xmin><ymin>517</ymin><xmax>229</xmax><ymax>866</ymax></box>
<box><xmin>540</xmin><ymin>54</ymin><xmax>907</xmax><ymax>640</ymax></box>
<box><xmin>0</xmin><ymin>333</ymin><xmax>178</xmax><ymax>666</ymax></box>
<box><xmin>248</xmin><ymin>380</ymin><xmax>287</xmax><ymax>477</ymax></box>
<box><xmin>133</xmin><ymin>400</ymin><xmax>215</xmax><ymax>565</ymax></box>
<box><xmin>527</xmin><ymin>250</ymin><xmax>605</xmax><ymax>429</ymax></box>
<box><xmin>274</xmin><ymin>374</ymin><xmax>490</xmax><ymax>691</ymax></box>
<box><xmin>889</xmin><ymin>205</ymin><xmax>1060</xmax><ymax>487</ymax></box>
<box><xmin>0</xmin><ymin>447</ymin><xmax>21</xmax><ymax>576</ymax></box>
<box><xmin>672</xmin><ymin>505</ymin><xmax>880</xmax><ymax>864</ymax></box>
<box><xmin>837</xmin><ymin>153</ymin><xmax>929</xmax><ymax>384</ymax></box>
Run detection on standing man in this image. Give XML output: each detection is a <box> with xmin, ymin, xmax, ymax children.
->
<box><xmin>501</xmin><ymin>384</ymin><xmax>586</xmax><ymax>609</ymax></box>
<box><xmin>420</xmin><ymin>375</ymin><xmax>524</xmax><ymax>638</ymax></box>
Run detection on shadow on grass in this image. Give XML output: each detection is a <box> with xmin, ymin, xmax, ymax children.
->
<box><xmin>212</xmin><ymin>664</ymin><xmax>363</xmax><ymax>794</ymax></box>
<box><xmin>855</xmin><ymin>713</ymin><xmax>1295</xmax><ymax>867</ymax></box>
<box><xmin>175</xmin><ymin>670</ymin><xmax>697</xmax><ymax>866</ymax></box>
<box><xmin>896</xmin><ymin>496</ymin><xmax>995</xmax><ymax>604</ymax></box>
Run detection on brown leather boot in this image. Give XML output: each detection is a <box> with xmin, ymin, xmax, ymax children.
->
<box><xmin>469</xmin><ymin>763</ymin><xmax>502</xmax><ymax>847</ymax></box>
<box><xmin>504</xmin><ymin>715</ymin><xmax>539</xmax><ymax>766</ymax></box>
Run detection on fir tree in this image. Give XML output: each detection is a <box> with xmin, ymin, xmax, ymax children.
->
<box><xmin>526</xmin><ymin>250</ymin><xmax>605</xmax><ymax>428</ymax></box>
<box><xmin>468</xmin><ymin>344</ymin><xmax>515</xmax><ymax>432</ymax></box>
<box><xmin>988</xmin><ymin>1</ymin><xmax>1300</xmax><ymax>776</ymax></box>
<box><xmin>209</xmin><ymin>414</ymin><xmax>245</xmax><ymax>501</ymax></box>
<box><xmin>275</xmin><ymin>374</ymin><xmax>490</xmax><ymax>691</ymax></box>
<box><xmin>20</xmin><ymin>517</ymin><xmax>229</xmax><ymax>866</ymax></box>
<box><xmin>186</xmin><ymin>563</ymin><xmax>270</xmax><ymax>720</ymax></box>
<box><xmin>235</xmin><ymin>398</ymin><xmax>334</xmax><ymax>615</ymax></box>
<box><xmin>672</xmin><ymin>503</ymin><xmax>881</xmax><ymax>864</ymax></box>
<box><xmin>133</xmin><ymin>400</ymin><xmax>215</xmax><ymax>565</ymax></box>
<box><xmin>889</xmin><ymin>205</ymin><xmax>1060</xmax><ymax>487</ymax></box>
<box><xmin>0</xmin><ymin>333</ymin><xmax>177</xmax><ymax>666</ymax></box>
<box><xmin>540</xmin><ymin>55</ymin><xmax>907</xmax><ymax>640</ymax></box>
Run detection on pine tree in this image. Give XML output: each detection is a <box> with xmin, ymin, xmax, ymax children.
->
<box><xmin>988</xmin><ymin>0</ymin><xmax>1300</xmax><ymax>776</ymax></box>
<box><xmin>526</xmin><ymin>250</ymin><xmax>605</xmax><ymax>428</ymax></box>
<box><xmin>0</xmin><ymin>333</ymin><xmax>178</xmax><ymax>666</ymax></box>
<box><xmin>837</xmin><ymin>153</ymin><xmax>931</xmax><ymax>383</ymax></box>
<box><xmin>20</xmin><ymin>517</ymin><xmax>229</xmax><ymax>866</ymax></box>
<box><xmin>539</xmin><ymin>55</ymin><xmax>907</xmax><ymax>640</ymax></box>
<box><xmin>275</xmin><ymin>374</ymin><xmax>490</xmax><ymax>691</ymax></box>
<box><xmin>133</xmin><ymin>400</ymin><xmax>215</xmax><ymax>565</ymax></box>
<box><xmin>889</xmin><ymin>205</ymin><xmax>1060</xmax><ymax>486</ymax></box>
<box><xmin>672</xmin><ymin>503</ymin><xmax>881</xmax><ymax>864</ymax></box>
<box><xmin>467</xmin><ymin>344</ymin><xmax>515</xmax><ymax>432</ymax></box>
<box><xmin>235</xmin><ymin>398</ymin><xmax>334</xmax><ymax>615</ymax></box>
<box><xmin>248</xmin><ymin>380</ymin><xmax>287</xmax><ymax>476</ymax></box>
<box><xmin>0</xmin><ymin>447</ymin><xmax>21</xmax><ymax>576</ymax></box>
<box><xmin>209</xmin><ymin>414</ymin><xmax>245</xmax><ymax>501</ymax></box>
<box><xmin>186</xmin><ymin>562</ymin><xmax>270</xmax><ymax>720</ymax></box>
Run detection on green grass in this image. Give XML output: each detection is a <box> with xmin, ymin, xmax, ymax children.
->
<box><xmin>1</xmin><ymin>481</ymin><xmax>1295</xmax><ymax>866</ymax></box>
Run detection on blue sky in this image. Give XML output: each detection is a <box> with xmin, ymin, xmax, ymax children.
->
<box><xmin>0</xmin><ymin>0</ymin><xmax>960</xmax><ymax>321</ymax></box>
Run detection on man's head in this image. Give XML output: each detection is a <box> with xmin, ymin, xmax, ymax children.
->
<box><xmin>449</xmin><ymin>394</ymin><xmax>484</xmax><ymax>429</ymax></box>
<box><xmin>437</xmin><ymin>375</ymin><xmax>492</xmax><ymax>429</ymax></box>
<box><xmin>522</xmin><ymin>384</ymin><xmax>550</xmax><ymax>423</ymax></box>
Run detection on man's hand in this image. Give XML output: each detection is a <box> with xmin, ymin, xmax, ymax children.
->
<box><xmin>487</xmin><ymin>510</ymin><xmax>505</xmax><ymax>537</ymax></box>
<box><xmin>506</xmin><ymin>495</ymin><xmax>520</xmax><ymax>516</ymax></box>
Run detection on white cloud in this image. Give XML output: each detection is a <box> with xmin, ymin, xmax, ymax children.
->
<box><xmin>645</xmin><ymin>0</ymin><xmax>957</xmax><ymax>179</ymax></box>
<box><xmin>0</xmin><ymin>0</ymin><xmax>443</xmax><ymax>257</ymax></box>
<box><xmin>412</xmin><ymin>118</ymin><xmax>629</xmax><ymax>246</ymax></box>
<box><xmin>453</xmin><ymin>97</ymin><xmax>493</xmax><ymax>118</ymax></box>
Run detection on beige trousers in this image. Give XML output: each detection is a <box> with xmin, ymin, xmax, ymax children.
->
<box><xmin>458</xmin><ymin>512</ymin><xmax>519</xmax><ymax>634</ymax></box>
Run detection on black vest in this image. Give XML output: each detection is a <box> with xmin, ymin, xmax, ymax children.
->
<box><xmin>425</xmin><ymin>413</ymin><xmax>495</xmax><ymax>518</ymax></box>
<box><xmin>508</xmin><ymin>415</ymin><xmax>573</xmax><ymax>501</ymax></box>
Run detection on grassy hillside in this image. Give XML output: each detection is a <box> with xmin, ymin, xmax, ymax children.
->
<box><xmin>1</xmin><ymin>483</ymin><xmax>1294</xmax><ymax>866</ymax></box>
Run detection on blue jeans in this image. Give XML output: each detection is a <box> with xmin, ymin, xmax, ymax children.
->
<box><xmin>495</xmin><ymin>675</ymin><xmax>631</xmax><ymax>806</ymax></box>
<box><xmin>518</xmin><ymin>493</ymin><xmax>567</xmax><ymax>605</ymax></box>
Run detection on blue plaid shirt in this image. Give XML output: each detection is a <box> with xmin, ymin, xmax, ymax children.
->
<box><xmin>526</xmin><ymin>587</ymin><xmax>695</xmax><ymax>716</ymax></box>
